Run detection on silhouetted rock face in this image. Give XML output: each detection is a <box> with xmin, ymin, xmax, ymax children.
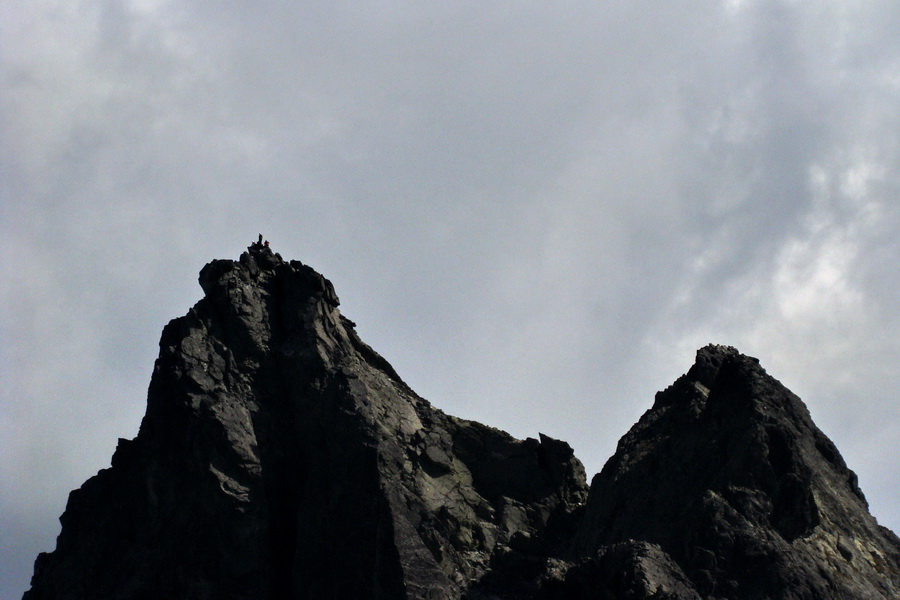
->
<box><xmin>573</xmin><ymin>345</ymin><xmax>900</xmax><ymax>599</ymax></box>
<box><xmin>24</xmin><ymin>249</ymin><xmax>587</xmax><ymax>600</ymax></box>
<box><xmin>24</xmin><ymin>253</ymin><xmax>900</xmax><ymax>599</ymax></box>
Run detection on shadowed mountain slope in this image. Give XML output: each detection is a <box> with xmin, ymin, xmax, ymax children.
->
<box><xmin>559</xmin><ymin>345</ymin><xmax>900</xmax><ymax>599</ymax></box>
<box><xmin>24</xmin><ymin>248</ymin><xmax>900</xmax><ymax>599</ymax></box>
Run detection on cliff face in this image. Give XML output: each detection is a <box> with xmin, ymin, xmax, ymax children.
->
<box><xmin>562</xmin><ymin>345</ymin><xmax>900</xmax><ymax>599</ymax></box>
<box><xmin>24</xmin><ymin>249</ymin><xmax>900</xmax><ymax>599</ymax></box>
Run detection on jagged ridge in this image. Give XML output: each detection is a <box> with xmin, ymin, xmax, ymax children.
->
<box><xmin>565</xmin><ymin>345</ymin><xmax>900</xmax><ymax>599</ymax></box>
<box><xmin>24</xmin><ymin>248</ymin><xmax>900</xmax><ymax>599</ymax></box>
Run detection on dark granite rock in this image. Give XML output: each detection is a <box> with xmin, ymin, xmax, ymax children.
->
<box><xmin>574</xmin><ymin>344</ymin><xmax>900</xmax><ymax>599</ymax></box>
<box><xmin>540</xmin><ymin>540</ymin><xmax>699</xmax><ymax>600</ymax></box>
<box><xmin>24</xmin><ymin>247</ymin><xmax>587</xmax><ymax>600</ymax></box>
<box><xmin>23</xmin><ymin>250</ymin><xmax>900</xmax><ymax>599</ymax></box>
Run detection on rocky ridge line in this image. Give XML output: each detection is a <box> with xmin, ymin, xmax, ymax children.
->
<box><xmin>23</xmin><ymin>247</ymin><xmax>900</xmax><ymax>599</ymax></box>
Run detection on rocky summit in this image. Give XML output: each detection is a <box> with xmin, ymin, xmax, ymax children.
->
<box><xmin>24</xmin><ymin>245</ymin><xmax>900</xmax><ymax>599</ymax></box>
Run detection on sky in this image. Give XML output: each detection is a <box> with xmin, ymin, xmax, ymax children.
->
<box><xmin>2</xmin><ymin>1</ymin><xmax>899</xmax><ymax>596</ymax></box>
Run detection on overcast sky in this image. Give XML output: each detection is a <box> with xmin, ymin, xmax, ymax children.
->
<box><xmin>3</xmin><ymin>1</ymin><xmax>899</xmax><ymax>597</ymax></box>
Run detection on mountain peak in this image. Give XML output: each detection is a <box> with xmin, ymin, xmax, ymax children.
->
<box><xmin>23</xmin><ymin>255</ymin><xmax>900</xmax><ymax>599</ymax></box>
<box><xmin>686</xmin><ymin>343</ymin><xmax>742</xmax><ymax>384</ymax></box>
<box><xmin>574</xmin><ymin>344</ymin><xmax>899</xmax><ymax>598</ymax></box>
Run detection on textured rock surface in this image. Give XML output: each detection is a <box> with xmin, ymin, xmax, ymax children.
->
<box><xmin>24</xmin><ymin>247</ymin><xmax>587</xmax><ymax>600</ymax></box>
<box><xmin>24</xmin><ymin>250</ymin><xmax>900</xmax><ymax>599</ymax></box>
<box><xmin>573</xmin><ymin>344</ymin><xmax>900</xmax><ymax>599</ymax></box>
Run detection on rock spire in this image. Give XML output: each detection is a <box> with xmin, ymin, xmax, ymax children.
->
<box><xmin>23</xmin><ymin>252</ymin><xmax>900</xmax><ymax>599</ymax></box>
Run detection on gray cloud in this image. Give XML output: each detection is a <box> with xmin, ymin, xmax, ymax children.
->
<box><xmin>3</xmin><ymin>1</ymin><xmax>899</xmax><ymax>596</ymax></box>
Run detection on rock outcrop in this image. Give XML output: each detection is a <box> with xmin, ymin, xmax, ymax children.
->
<box><xmin>24</xmin><ymin>247</ymin><xmax>900</xmax><ymax>599</ymax></box>
<box><xmin>564</xmin><ymin>345</ymin><xmax>900</xmax><ymax>599</ymax></box>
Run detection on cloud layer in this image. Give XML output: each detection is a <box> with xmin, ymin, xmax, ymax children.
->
<box><xmin>3</xmin><ymin>2</ymin><xmax>898</xmax><ymax>596</ymax></box>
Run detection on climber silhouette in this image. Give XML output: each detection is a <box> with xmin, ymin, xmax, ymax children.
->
<box><xmin>249</xmin><ymin>234</ymin><xmax>265</xmax><ymax>253</ymax></box>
